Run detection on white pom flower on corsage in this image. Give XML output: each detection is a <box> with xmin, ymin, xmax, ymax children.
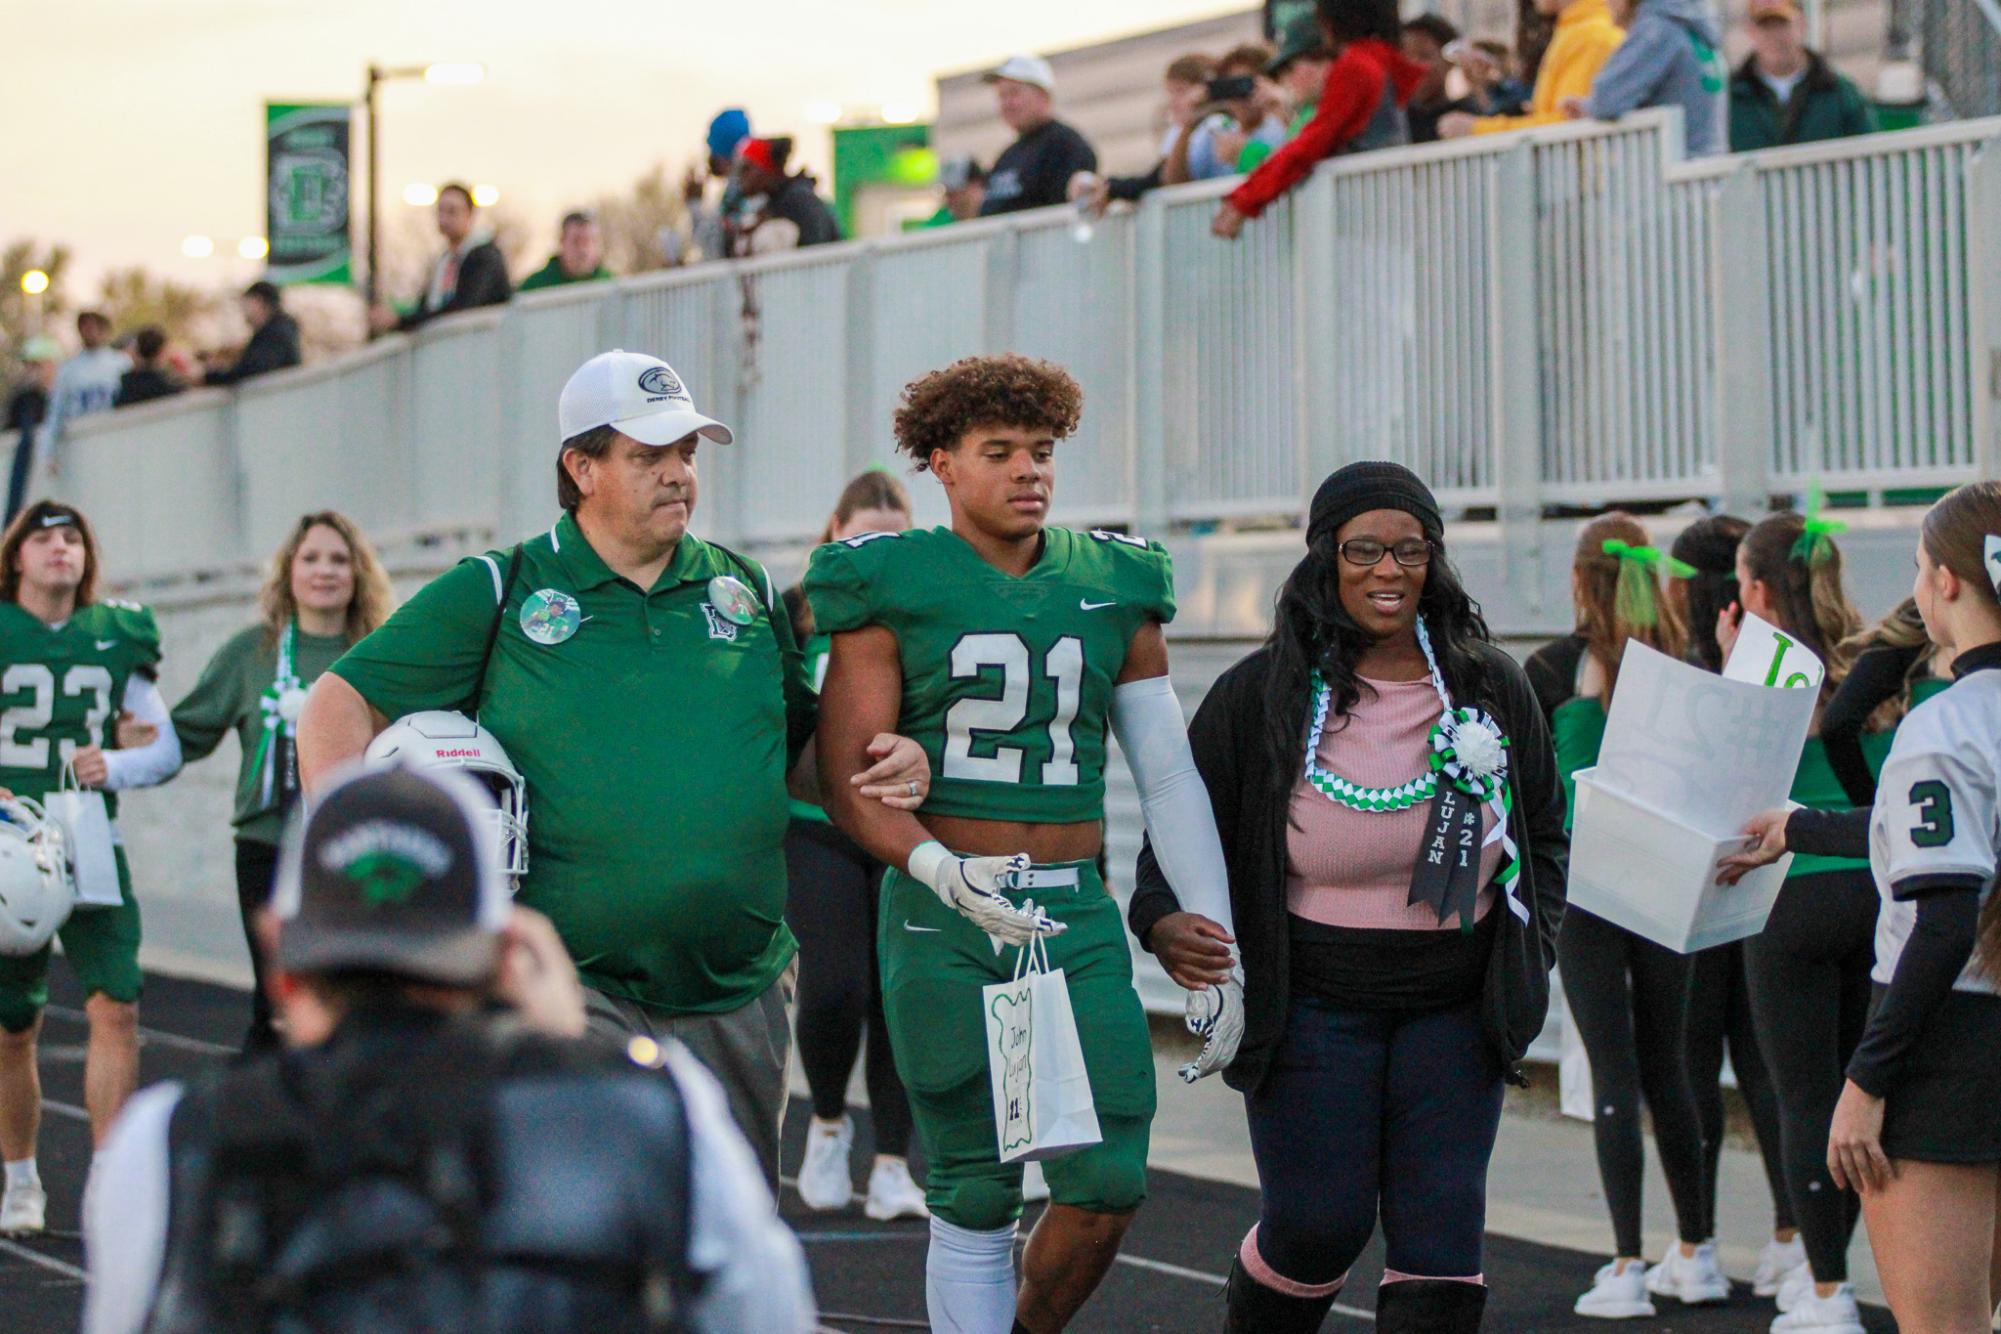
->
<box><xmin>1429</xmin><ymin>708</ymin><xmax>1510</xmax><ymax>799</ymax></box>
<box><xmin>277</xmin><ymin>686</ymin><xmax>310</xmax><ymax>725</ymax></box>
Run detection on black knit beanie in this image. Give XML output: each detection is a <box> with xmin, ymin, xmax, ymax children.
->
<box><xmin>1306</xmin><ymin>461</ymin><xmax>1443</xmax><ymax>549</ymax></box>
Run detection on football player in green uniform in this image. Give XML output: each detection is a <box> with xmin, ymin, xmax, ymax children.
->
<box><xmin>808</xmin><ymin>356</ymin><xmax>1242</xmax><ymax>1334</ymax></box>
<box><xmin>0</xmin><ymin>502</ymin><xmax>181</xmax><ymax>1237</ymax></box>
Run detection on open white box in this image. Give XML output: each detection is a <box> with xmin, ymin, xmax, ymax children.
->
<box><xmin>1568</xmin><ymin>766</ymin><xmax>1796</xmax><ymax>953</ymax></box>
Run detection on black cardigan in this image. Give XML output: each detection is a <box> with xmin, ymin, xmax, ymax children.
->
<box><xmin>1129</xmin><ymin>641</ymin><xmax>1569</xmax><ymax>1092</ymax></box>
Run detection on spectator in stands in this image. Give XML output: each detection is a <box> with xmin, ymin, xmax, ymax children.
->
<box><xmin>1729</xmin><ymin>0</ymin><xmax>1875</xmax><ymax>151</ymax></box>
<box><xmin>921</xmin><ymin>157</ymin><xmax>987</xmax><ymax>226</ymax></box>
<box><xmin>1437</xmin><ymin>0</ymin><xmax>1622</xmax><ymax>138</ymax></box>
<box><xmin>733</xmin><ymin>137</ymin><xmax>842</xmax><ymax>254</ymax></box>
<box><xmin>1212</xmin><ymin>0</ymin><xmax>1424</xmax><ymax>240</ymax></box>
<box><xmin>36</xmin><ymin>311</ymin><xmax>125</xmax><ymax>477</ymax></box>
<box><xmin>1241</xmin><ymin>18</ymin><xmax>1335</xmax><ymax>170</ymax></box>
<box><xmin>113</xmin><ymin>328</ymin><xmax>182</xmax><ymax>408</ymax></box>
<box><xmin>205</xmin><ymin>281</ymin><xmax>302</xmax><ymax>387</ymax></box>
<box><xmin>1077</xmin><ymin>54</ymin><xmax>1216</xmax><ymax>211</ymax></box>
<box><xmin>367</xmin><ymin>183</ymin><xmax>512</xmax><ymax>334</ymax></box>
<box><xmin>4</xmin><ymin>336</ymin><xmax>60</xmax><ymax>521</ymax></box>
<box><xmin>1562</xmin><ymin>0</ymin><xmax>1727</xmax><ymax>157</ymax></box>
<box><xmin>687</xmin><ymin>108</ymin><xmax>752</xmax><ymax>261</ymax></box>
<box><xmin>1175</xmin><ymin>44</ymin><xmax>1290</xmax><ymax>183</ymax></box>
<box><xmin>520</xmin><ymin>211</ymin><xmax>612</xmax><ymax>291</ymax></box>
<box><xmin>978</xmin><ymin>54</ymin><xmax>1098</xmax><ymax>216</ymax></box>
<box><xmin>1456</xmin><ymin>39</ymin><xmax>1534</xmax><ymax>116</ymax></box>
<box><xmin>1402</xmin><ymin>14</ymin><xmax>1483</xmax><ymax>142</ymax></box>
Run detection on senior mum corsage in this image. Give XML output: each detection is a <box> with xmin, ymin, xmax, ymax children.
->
<box><xmin>1304</xmin><ymin>618</ymin><xmax>1525</xmax><ymax>930</ymax></box>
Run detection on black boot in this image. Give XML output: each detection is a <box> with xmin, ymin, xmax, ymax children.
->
<box><xmin>1223</xmin><ymin>1256</ymin><xmax>1339</xmax><ymax>1334</ymax></box>
<box><xmin>1375</xmin><ymin>1278</ymin><xmax>1487</xmax><ymax>1334</ymax></box>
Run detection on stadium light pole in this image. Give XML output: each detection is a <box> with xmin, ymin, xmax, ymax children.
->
<box><xmin>362</xmin><ymin>61</ymin><xmax>485</xmax><ymax>311</ymax></box>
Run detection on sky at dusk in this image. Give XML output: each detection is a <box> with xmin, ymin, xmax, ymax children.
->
<box><xmin>4</xmin><ymin>0</ymin><xmax>1245</xmax><ymax>294</ymax></box>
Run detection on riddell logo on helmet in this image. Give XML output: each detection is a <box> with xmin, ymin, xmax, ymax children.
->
<box><xmin>433</xmin><ymin>747</ymin><xmax>484</xmax><ymax>760</ymax></box>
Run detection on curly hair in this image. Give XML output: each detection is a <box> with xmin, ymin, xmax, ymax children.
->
<box><xmin>892</xmin><ymin>355</ymin><xmax>1083</xmax><ymax>473</ymax></box>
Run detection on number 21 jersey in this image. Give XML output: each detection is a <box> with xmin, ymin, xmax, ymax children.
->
<box><xmin>804</xmin><ymin>526</ymin><xmax>1175</xmax><ymax>824</ymax></box>
<box><xmin>0</xmin><ymin>598</ymin><xmax>162</xmax><ymax>812</ymax></box>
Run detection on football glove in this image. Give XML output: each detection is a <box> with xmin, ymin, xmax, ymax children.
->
<box><xmin>1178</xmin><ymin>963</ymin><xmax>1245</xmax><ymax>1084</ymax></box>
<box><xmin>906</xmin><ymin>842</ymin><xmax>1064</xmax><ymax>946</ymax></box>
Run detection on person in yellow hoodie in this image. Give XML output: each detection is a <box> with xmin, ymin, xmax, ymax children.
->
<box><xmin>1436</xmin><ymin>0</ymin><xmax>1623</xmax><ymax>137</ymax></box>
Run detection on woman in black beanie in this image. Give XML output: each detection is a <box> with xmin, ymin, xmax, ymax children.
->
<box><xmin>1130</xmin><ymin>462</ymin><xmax>1568</xmax><ymax>1333</ymax></box>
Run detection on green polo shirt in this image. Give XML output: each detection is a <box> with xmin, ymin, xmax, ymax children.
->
<box><xmin>331</xmin><ymin>513</ymin><xmax>813</xmax><ymax>1014</ymax></box>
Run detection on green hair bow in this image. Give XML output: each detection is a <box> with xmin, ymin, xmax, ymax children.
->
<box><xmin>1791</xmin><ymin>483</ymin><xmax>1848</xmax><ymax>566</ymax></box>
<box><xmin>1602</xmin><ymin>539</ymin><xmax>1696</xmax><ymax>627</ymax></box>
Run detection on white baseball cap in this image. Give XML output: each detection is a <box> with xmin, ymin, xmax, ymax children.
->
<box><xmin>984</xmin><ymin>54</ymin><xmax>1056</xmax><ymax>94</ymax></box>
<box><xmin>557</xmin><ymin>349</ymin><xmax>735</xmax><ymax>448</ymax></box>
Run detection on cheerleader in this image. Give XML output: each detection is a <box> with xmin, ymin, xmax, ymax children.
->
<box><xmin>1724</xmin><ymin>480</ymin><xmax>2001</xmax><ymax>1334</ymax></box>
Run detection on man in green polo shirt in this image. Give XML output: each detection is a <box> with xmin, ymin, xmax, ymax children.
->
<box><xmin>296</xmin><ymin>349</ymin><xmax>930</xmax><ymax>1184</ymax></box>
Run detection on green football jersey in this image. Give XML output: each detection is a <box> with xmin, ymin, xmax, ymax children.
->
<box><xmin>805</xmin><ymin>525</ymin><xmax>1175</xmax><ymax>824</ymax></box>
<box><xmin>0</xmin><ymin>598</ymin><xmax>163</xmax><ymax>813</ymax></box>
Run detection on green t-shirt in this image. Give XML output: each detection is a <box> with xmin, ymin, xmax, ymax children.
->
<box><xmin>803</xmin><ymin>525</ymin><xmax>1175</xmax><ymax>825</ymax></box>
<box><xmin>1786</xmin><ymin>733</ymin><xmax>1882</xmax><ymax>879</ymax></box>
<box><xmin>788</xmin><ymin>628</ymin><xmax>833</xmax><ymax>825</ymax></box>
<box><xmin>0</xmin><ymin>598</ymin><xmax>161</xmax><ymax>818</ymax></box>
<box><xmin>171</xmin><ymin>622</ymin><xmax>350</xmax><ymax>845</ymax></box>
<box><xmin>1550</xmin><ymin>694</ymin><xmax>1607</xmax><ymax>832</ymax></box>
<box><xmin>516</xmin><ymin>257</ymin><xmax>613</xmax><ymax>291</ymax></box>
<box><xmin>332</xmin><ymin>513</ymin><xmax>813</xmax><ymax>1014</ymax></box>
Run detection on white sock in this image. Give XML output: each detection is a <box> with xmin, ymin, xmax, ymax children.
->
<box><xmin>926</xmin><ymin>1216</ymin><xmax>1018</xmax><ymax>1334</ymax></box>
<box><xmin>4</xmin><ymin>1158</ymin><xmax>38</xmax><ymax>1189</ymax></box>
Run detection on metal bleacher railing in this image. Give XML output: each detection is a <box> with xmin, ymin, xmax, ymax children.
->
<box><xmin>42</xmin><ymin>108</ymin><xmax>2001</xmax><ymax>588</ymax></box>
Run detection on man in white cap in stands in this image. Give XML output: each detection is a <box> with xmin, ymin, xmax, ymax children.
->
<box><xmin>979</xmin><ymin>54</ymin><xmax>1099</xmax><ymax>216</ymax></box>
<box><xmin>298</xmin><ymin>349</ymin><xmax>933</xmax><ymax>1188</ymax></box>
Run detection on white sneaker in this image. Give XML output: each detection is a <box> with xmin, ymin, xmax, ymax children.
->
<box><xmin>1021</xmin><ymin>1160</ymin><xmax>1050</xmax><ymax>1203</ymax></box>
<box><xmin>1575</xmin><ymin>1259</ymin><xmax>1657</xmax><ymax>1319</ymax></box>
<box><xmin>1754</xmin><ymin>1237</ymin><xmax>1808</xmax><ymax>1297</ymax></box>
<box><xmin>0</xmin><ymin>1180</ymin><xmax>47</xmax><ymax>1236</ymax></box>
<box><xmin>863</xmin><ymin>1157</ymin><xmax>930</xmax><ymax>1221</ymax></box>
<box><xmin>1647</xmin><ymin>1240</ymin><xmax>1732</xmax><ymax>1305</ymax></box>
<box><xmin>1770</xmin><ymin>1283</ymin><xmax>1866</xmax><ymax>1333</ymax></box>
<box><xmin>1775</xmin><ymin>1262</ymin><xmax>1814</xmax><ymax>1314</ymax></box>
<box><xmin>796</xmin><ymin>1115</ymin><xmax>855</xmax><ymax>1211</ymax></box>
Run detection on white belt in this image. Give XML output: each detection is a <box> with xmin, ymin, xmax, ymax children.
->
<box><xmin>1009</xmin><ymin>867</ymin><xmax>1081</xmax><ymax>890</ymax></box>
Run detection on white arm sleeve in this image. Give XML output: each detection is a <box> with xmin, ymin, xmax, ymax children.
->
<box><xmin>666</xmin><ymin>1046</ymin><xmax>817</xmax><ymax>1334</ymax></box>
<box><xmin>100</xmin><ymin>676</ymin><xmax>183</xmax><ymax>791</ymax></box>
<box><xmin>1110</xmin><ymin>675</ymin><xmax>1234</xmax><ymax>936</ymax></box>
<box><xmin>84</xmin><ymin>1082</ymin><xmax>183</xmax><ymax>1334</ymax></box>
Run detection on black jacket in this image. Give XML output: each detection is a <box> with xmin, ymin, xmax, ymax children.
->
<box><xmin>979</xmin><ymin>118</ymin><xmax>1098</xmax><ymax>215</ymax></box>
<box><xmin>115</xmin><ymin>368</ymin><xmax>184</xmax><ymax>407</ymax></box>
<box><xmin>397</xmin><ymin>240</ymin><xmax>513</xmax><ymax>331</ymax></box>
<box><xmin>1129</xmin><ymin>640</ymin><xmax>1568</xmax><ymax>1092</ymax></box>
<box><xmin>205</xmin><ymin>311</ymin><xmax>301</xmax><ymax>387</ymax></box>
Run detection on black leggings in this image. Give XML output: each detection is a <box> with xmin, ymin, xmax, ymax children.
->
<box><xmin>783</xmin><ymin>818</ymin><xmax>912</xmax><ymax>1158</ymax></box>
<box><xmin>234</xmin><ymin>838</ymin><xmax>281</xmax><ymax>1054</ymax></box>
<box><xmin>1558</xmin><ymin>907</ymin><xmax>1709</xmax><ymax>1257</ymax></box>
<box><xmin>1685</xmin><ymin>938</ymin><xmax>1791</xmax><ymax>1238</ymax></box>
<box><xmin>1744</xmin><ymin>868</ymin><xmax>1877</xmax><ymax>1282</ymax></box>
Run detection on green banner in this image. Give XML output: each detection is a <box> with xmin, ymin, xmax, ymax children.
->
<box><xmin>265</xmin><ymin>102</ymin><xmax>352</xmax><ymax>286</ymax></box>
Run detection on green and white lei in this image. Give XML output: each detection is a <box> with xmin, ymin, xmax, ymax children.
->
<box><xmin>1303</xmin><ymin>618</ymin><xmax>1528</xmax><ymax>921</ymax></box>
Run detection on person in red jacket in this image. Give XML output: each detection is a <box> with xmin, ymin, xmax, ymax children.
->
<box><xmin>1213</xmin><ymin>0</ymin><xmax>1426</xmax><ymax>239</ymax></box>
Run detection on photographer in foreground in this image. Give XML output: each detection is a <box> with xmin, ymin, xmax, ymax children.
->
<box><xmin>83</xmin><ymin>762</ymin><xmax>814</xmax><ymax>1334</ymax></box>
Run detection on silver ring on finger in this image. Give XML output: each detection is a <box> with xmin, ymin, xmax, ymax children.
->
<box><xmin>906</xmin><ymin>780</ymin><xmax>919</xmax><ymax>798</ymax></box>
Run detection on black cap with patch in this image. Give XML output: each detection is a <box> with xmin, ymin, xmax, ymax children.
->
<box><xmin>272</xmin><ymin>764</ymin><xmax>504</xmax><ymax>987</ymax></box>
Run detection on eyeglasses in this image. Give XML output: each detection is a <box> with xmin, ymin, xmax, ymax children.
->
<box><xmin>1338</xmin><ymin>538</ymin><xmax>1434</xmax><ymax>568</ymax></box>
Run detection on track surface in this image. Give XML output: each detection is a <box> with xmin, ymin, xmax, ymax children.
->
<box><xmin>6</xmin><ymin>971</ymin><xmax>1896</xmax><ymax>1333</ymax></box>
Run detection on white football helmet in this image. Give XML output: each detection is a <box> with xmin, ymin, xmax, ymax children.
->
<box><xmin>366</xmin><ymin>711</ymin><xmax>528</xmax><ymax>890</ymax></box>
<box><xmin>0</xmin><ymin>797</ymin><xmax>75</xmax><ymax>957</ymax></box>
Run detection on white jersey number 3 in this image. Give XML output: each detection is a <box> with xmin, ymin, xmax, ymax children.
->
<box><xmin>943</xmin><ymin>633</ymin><xmax>1083</xmax><ymax>786</ymax></box>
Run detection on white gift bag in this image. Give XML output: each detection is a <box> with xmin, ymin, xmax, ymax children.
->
<box><xmin>47</xmin><ymin>765</ymin><xmax>120</xmax><ymax>908</ymax></box>
<box><xmin>983</xmin><ymin>935</ymin><xmax>1102</xmax><ymax>1164</ymax></box>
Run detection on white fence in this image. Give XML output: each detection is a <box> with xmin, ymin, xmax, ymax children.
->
<box><xmin>50</xmin><ymin>111</ymin><xmax>2001</xmax><ymax>588</ymax></box>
